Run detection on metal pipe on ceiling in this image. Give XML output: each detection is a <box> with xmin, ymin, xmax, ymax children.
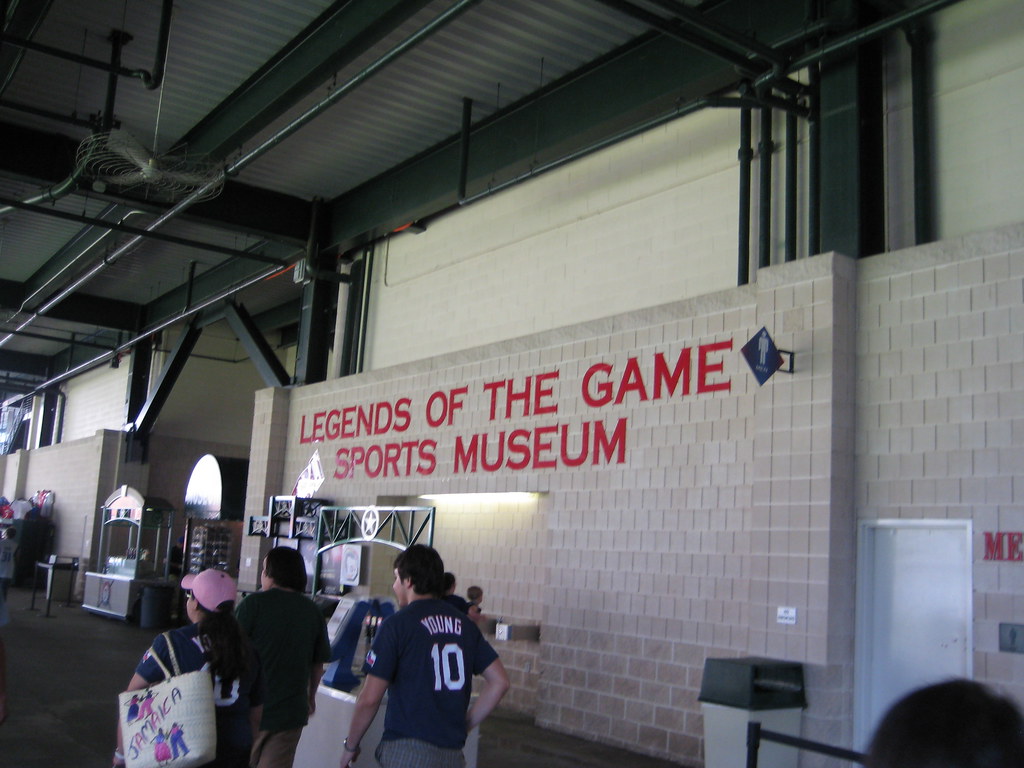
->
<box><xmin>0</xmin><ymin>0</ymin><xmax>173</xmax><ymax>90</ymax></box>
<box><xmin>0</xmin><ymin>4</ymin><xmax>171</xmax><ymax>239</ymax></box>
<box><xmin>0</xmin><ymin>196</ymin><xmax>289</xmax><ymax>266</ymax></box>
<box><xmin>225</xmin><ymin>0</ymin><xmax>481</xmax><ymax>175</ymax></box>
<box><xmin>15</xmin><ymin>0</ymin><xmax>482</xmax><ymax>388</ymax></box>
<box><xmin>0</xmin><ymin>98</ymin><xmax>102</xmax><ymax>129</ymax></box>
<box><xmin>15</xmin><ymin>206</ymin><xmax>142</xmax><ymax>312</ymax></box>
<box><xmin>755</xmin><ymin>0</ymin><xmax>968</xmax><ymax>90</ymax></box>
<box><xmin>643</xmin><ymin>0</ymin><xmax>787</xmax><ymax>69</ymax></box>
<box><xmin>595</xmin><ymin>0</ymin><xmax>765</xmax><ymax>77</ymax></box>
<box><xmin>27</xmin><ymin>259</ymin><xmax>293</xmax><ymax>392</ymax></box>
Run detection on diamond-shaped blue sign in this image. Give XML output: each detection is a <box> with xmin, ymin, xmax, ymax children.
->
<box><xmin>741</xmin><ymin>327</ymin><xmax>784</xmax><ymax>386</ymax></box>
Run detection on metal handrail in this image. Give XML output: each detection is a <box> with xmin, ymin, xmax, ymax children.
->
<box><xmin>746</xmin><ymin>721</ymin><xmax>866</xmax><ymax>768</ymax></box>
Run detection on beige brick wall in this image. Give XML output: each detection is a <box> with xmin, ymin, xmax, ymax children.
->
<box><xmin>253</xmin><ymin>252</ymin><xmax>852</xmax><ymax>763</ymax></box>
<box><xmin>856</xmin><ymin>223</ymin><xmax>1024</xmax><ymax>708</ymax></box>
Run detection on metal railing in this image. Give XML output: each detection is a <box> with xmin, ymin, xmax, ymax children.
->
<box><xmin>746</xmin><ymin>722</ymin><xmax>866</xmax><ymax>768</ymax></box>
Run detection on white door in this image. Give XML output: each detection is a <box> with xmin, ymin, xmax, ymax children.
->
<box><xmin>854</xmin><ymin>520</ymin><xmax>972</xmax><ymax>749</ymax></box>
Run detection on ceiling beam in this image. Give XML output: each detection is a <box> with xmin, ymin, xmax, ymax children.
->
<box><xmin>323</xmin><ymin>0</ymin><xmax>810</xmax><ymax>252</ymax></box>
<box><xmin>178</xmin><ymin>0</ymin><xmax>434</xmax><ymax>159</ymax></box>
<box><xmin>0</xmin><ymin>349</ymin><xmax>49</xmax><ymax>378</ymax></box>
<box><xmin>0</xmin><ymin>277</ymin><xmax>141</xmax><ymax>332</ymax></box>
<box><xmin>0</xmin><ymin>120</ymin><xmax>311</xmax><ymax>243</ymax></box>
<box><xmin>0</xmin><ymin>0</ymin><xmax>56</xmax><ymax>96</ymax></box>
<box><xmin>141</xmin><ymin>247</ymin><xmax>296</xmax><ymax>330</ymax></box>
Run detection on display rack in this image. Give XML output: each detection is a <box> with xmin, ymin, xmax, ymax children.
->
<box><xmin>185</xmin><ymin>519</ymin><xmax>243</xmax><ymax>575</ymax></box>
<box><xmin>247</xmin><ymin>496</ymin><xmax>328</xmax><ymax>538</ymax></box>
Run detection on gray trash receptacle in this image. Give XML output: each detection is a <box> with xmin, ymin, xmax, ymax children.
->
<box><xmin>698</xmin><ymin>657</ymin><xmax>806</xmax><ymax>768</ymax></box>
<box><xmin>139</xmin><ymin>584</ymin><xmax>173</xmax><ymax>628</ymax></box>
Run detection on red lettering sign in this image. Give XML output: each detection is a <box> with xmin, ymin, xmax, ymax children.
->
<box><xmin>983</xmin><ymin>532</ymin><xmax>1024</xmax><ymax>561</ymax></box>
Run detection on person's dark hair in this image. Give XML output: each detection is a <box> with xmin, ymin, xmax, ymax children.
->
<box><xmin>442</xmin><ymin>571</ymin><xmax>456</xmax><ymax>594</ymax></box>
<box><xmin>192</xmin><ymin>600</ymin><xmax>250</xmax><ymax>682</ymax></box>
<box><xmin>264</xmin><ymin>546</ymin><xmax>308</xmax><ymax>592</ymax></box>
<box><xmin>394</xmin><ymin>545</ymin><xmax>444</xmax><ymax>597</ymax></box>
<box><xmin>866</xmin><ymin>679</ymin><xmax>1024</xmax><ymax>768</ymax></box>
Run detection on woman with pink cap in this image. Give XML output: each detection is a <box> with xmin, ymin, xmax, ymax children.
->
<box><xmin>114</xmin><ymin>569</ymin><xmax>264</xmax><ymax>768</ymax></box>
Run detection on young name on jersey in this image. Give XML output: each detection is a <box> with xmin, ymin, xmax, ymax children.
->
<box><xmin>420</xmin><ymin>614</ymin><xmax>463</xmax><ymax>636</ymax></box>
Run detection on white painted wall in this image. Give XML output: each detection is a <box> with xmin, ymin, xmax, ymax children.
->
<box><xmin>366</xmin><ymin>106</ymin><xmax>744</xmax><ymax>370</ymax></box>
<box><xmin>62</xmin><ymin>364</ymin><xmax>130</xmax><ymax>441</ymax></box>
<box><xmin>884</xmin><ymin>0</ymin><xmax>1024</xmax><ymax>250</ymax></box>
<box><xmin>152</xmin><ymin>321</ymin><xmax>269</xmax><ymax>444</ymax></box>
<box><xmin>59</xmin><ymin>320</ymin><xmax>275</xmax><ymax>448</ymax></box>
<box><xmin>366</xmin><ymin>0</ymin><xmax>1024</xmax><ymax>372</ymax></box>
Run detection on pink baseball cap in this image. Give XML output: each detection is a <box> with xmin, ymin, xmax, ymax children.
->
<box><xmin>181</xmin><ymin>569</ymin><xmax>237</xmax><ymax>612</ymax></box>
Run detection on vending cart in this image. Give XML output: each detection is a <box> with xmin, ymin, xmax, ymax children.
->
<box><xmin>82</xmin><ymin>486</ymin><xmax>174</xmax><ymax>621</ymax></box>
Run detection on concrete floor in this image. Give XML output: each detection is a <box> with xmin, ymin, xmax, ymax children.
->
<box><xmin>0</xmin><ymin>586</ymin><xmax>685</xmax><ymax>768</ymax></box>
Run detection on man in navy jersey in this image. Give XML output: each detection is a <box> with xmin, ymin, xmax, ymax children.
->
<box><xmin>341</xmin><ymin>545</ymin><xmax>509</xmax><ymax>768</ymax></box>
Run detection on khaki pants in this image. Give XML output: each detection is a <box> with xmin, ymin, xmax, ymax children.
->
<box><xmin>249</xmin><ymin>727</ymin><xmax>303</xmax><ymax>768</ymax></box>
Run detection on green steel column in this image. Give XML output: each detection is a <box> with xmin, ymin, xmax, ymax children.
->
<box><xmin>294</xmin><ymin>201</ymin><xmax>334</xmax><ymax>386</ymax></box>
<box><xmin>817</xmin><ymin>3</ymin><xmax>885</xmax><ymax>259</ymax></box>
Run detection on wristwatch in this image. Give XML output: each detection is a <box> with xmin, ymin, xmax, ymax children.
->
<box><xmin>343</xmin><ymin>738</ymin><xmax>358</xmax><ymax>751</ymax></box>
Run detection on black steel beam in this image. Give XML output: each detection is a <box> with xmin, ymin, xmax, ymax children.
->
<box><xmin>222</xmin><ymin>303</ymin><xmax>290</xmax><ymax>388</ymax></box>
<box><xmin>0</xmin><ymin>349</ymin><xmax>49</xmax><ymax>377</ymax></box>
<box><xmin>0</xmin><ymin>195</ymin><xmax>291</xmax><ymax>266</ymax></box>
<box><xmin>293</xmin><ymin>200</ymin><xmax>333</xmax><ymax>385</ymax></box>
<box><xmin>0</xmin><ymin>120</ymin><xmax>311</xmax><ymax>244</ymax></box>
<box><xmin>142</xmin><ymin>245</ymin><xmax>298</xmax><ymax>329</ymax></box>
<box><xmin>0</xmin><ymin>0</ymin><xmax>56</xmax><ymax>96</ymax></box>
<box><xmin>131</xmin><ymin>320</ymin><xmax>202</xmax><ymax>437</ymax></box>
<box><xmin>124</xmin><ymin>336</ymin><xmax>153</xmax><ymax>427</ymax></box>
<box><xmin>0</xmin><ymin>277</ymin><xmax>142</xmax><ymax>332</ymax></box>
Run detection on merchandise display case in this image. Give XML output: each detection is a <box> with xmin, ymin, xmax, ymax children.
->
<box><xmin>184</xmin><ymin>518</ymin><xmax>242</xmax><ymax>576</ymax></box>
<box><xmin>247</xmin><ymin>496</ymin><xmax>328</xmax><ymax>538</ymax></box>
<box><xmin>82</xmin><ymin>486</ymin><xmax>175</xmax><ymax>621</ymax></box>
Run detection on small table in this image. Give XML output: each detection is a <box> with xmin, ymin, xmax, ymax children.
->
<box><xmin>29</xmin><ymin>557</ymin><xmax>80</xmax><ymax>617</ymax></box>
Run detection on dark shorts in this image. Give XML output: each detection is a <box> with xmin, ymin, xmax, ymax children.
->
<box><xmin>375</xmin><ymin>738</ymin><xmax>465</xmax><ymax>768</ymax></box>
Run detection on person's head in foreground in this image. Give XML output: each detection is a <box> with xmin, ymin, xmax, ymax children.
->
<box><xmin>866</xmin><ymin>678</ymin><xmax>1024</xmax><ymax>768</ymax></box>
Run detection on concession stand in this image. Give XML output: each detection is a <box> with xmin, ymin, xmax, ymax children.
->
<box><xmin>82</xmin><ymin>486</ymin><xmax>175</xmax><ymax>621</ymax></box>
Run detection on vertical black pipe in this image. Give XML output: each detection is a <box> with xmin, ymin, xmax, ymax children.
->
<box><xmin>355</xmin><ymin>246</ymin><xmax>374</xmax><ymax>375</ymax></box>
<box><xmin>907</xmin><ymin>24</ymin><xmax>934</xmax><ymax>245</ymax></box>
<box><xmin>143</xmin><ymin>0</ymin><xmax>174</xmax><ymax>90</ymax></box>
<box><xmin>808</xmin><ymin>64</ymin><xmax>821</xmax><ymax>256</ymax></box>
<box><xmin>745</xmin><ymin>721</ymin><xmax>762</xmax><ymax>768</ymax></box>
<box><xmin>184</xmin><ymin>261</ymin><xmax>196</xmax><ymax>311</ymax></box>
<box><xmin>737</xmin><ymin>107</ymin><xmax>753</xmax><ymax>285</ymax></box>
<box><xmin>758</xmin><ymin>107</ymin><xmax>773</xmax><ymax>269</ymax></box>
<box><xmin>458</xmin><ymin>97</ymin><xmax>473</xmax><ymax>201</ymax></box>
<box><xmin>339</xmin><ymin>257</ymin><xmax>363</xmax><ymax>376</ymax></box>
<box><xmin>785</xmin><ymin>107</ymin><xmax>798</xmax><ymax>262</ymax></box>
<box><xmin>103</xmin><ymin>31</ymin><xmax>131</xmax><ymax>132</ymax></box>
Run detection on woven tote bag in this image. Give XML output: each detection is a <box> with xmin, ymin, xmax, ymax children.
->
<box><xmin>118</xmin><ymin>632</ymin><xmax>217</xmax><ymax>768</ymax></box>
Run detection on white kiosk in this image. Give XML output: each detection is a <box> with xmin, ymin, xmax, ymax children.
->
<box><xmin>82</xmin><ymin>486</ymin><xmax>175</xmax><ymax>621</ymax></box>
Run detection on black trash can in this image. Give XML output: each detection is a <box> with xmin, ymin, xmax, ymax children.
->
<box><xmin>698</xmin><ymin>657</ymin><xmax>806</xmax><ymax>768</ymax></box>
<box><xmin>139</xmin><ymin>584</ymin><xmax>174</xmax><ymax>629</ymax></box>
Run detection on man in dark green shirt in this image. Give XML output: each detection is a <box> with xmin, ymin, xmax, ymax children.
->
<box><xmin>236</xmin><ymin>546</ymin><xmax>330</xmax><ymax>768</ymax></box>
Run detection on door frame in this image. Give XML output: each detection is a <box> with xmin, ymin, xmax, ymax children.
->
<box><xmin>853</xmin><ymin>518</ymin><xmax>973</xmax><ymax>748</ymax></box>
